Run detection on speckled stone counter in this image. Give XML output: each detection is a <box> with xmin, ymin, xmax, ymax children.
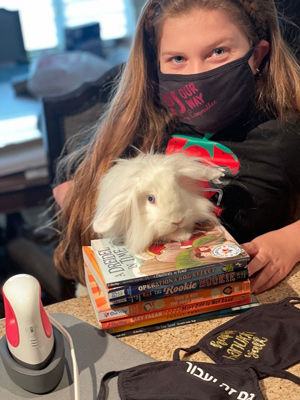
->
<box><xmin>1</xmin><ymin>263</ymin><xmax>300</xmax><ymax>399</ymax></box>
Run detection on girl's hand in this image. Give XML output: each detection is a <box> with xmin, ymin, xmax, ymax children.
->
<box><xmin>242</xmin><ymin>221</ymin><xmax>300</xmax><ymax>293</ymax></box>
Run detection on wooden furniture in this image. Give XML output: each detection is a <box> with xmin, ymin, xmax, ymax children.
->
<box><xmin>0</xmin><ymin>138</ymin><xmax>50</xmax><ymax>216</ymax></box>
<box><xmin>0</xmin><ymin>174</ymin><xmax>51</xmax><ymax>215</ymax></box>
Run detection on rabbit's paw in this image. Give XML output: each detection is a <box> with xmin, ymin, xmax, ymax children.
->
<box><xmin>167</xmin><ymin>228</ymin><xmax>193</xmax><ymax>243</ymax></box>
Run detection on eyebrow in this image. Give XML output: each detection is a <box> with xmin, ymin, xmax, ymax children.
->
<box><xmin>160</xmin><ymin>37</ymin><xmax>236</xmax><ymax>57</ymax></box>
<box><xmin>160</xmin><ymin>51</ymin><xmax>185</xmax><ymax>57</ymax></box>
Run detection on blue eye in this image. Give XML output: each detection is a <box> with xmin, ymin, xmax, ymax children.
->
<box><xmin>172</xmin><ymin>55</ymin><xmax>185</xmax><ymax>64</ymax></box>
<box><xmin>147</xmin><ymin>195</ymin><xmax>156</xmax><ymax>203</ymax></box>
<box><xmin>212</xmin><ymin>48</ymin><xmax>225</xmax><ymax>56</ymax></box>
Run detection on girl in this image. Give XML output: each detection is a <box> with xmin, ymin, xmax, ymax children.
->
<box><xmin>53</xmin><ymin>0</ymin><xmax>300</xmax><ymax>294</ymax></box>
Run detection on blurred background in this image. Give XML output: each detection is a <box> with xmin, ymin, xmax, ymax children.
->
<box><xmin>0</xmin><ymin>0</ymin><xmax>299</xmax><ymax>317</ymax></box>
<box><xmin>0</xmin><ymin>0</ymin><xmax>148</xmax><ymax>317</ymax></box>
<box><xmin>0</xmin><ymin>0</ymin><xmax>145</xmax><ymax>60</ymax></box>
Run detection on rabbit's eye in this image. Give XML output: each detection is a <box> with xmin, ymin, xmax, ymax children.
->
<box><xmin>147</xmin><ymin>195</ymin><xmax>156</xmax><ymax>204</ymax></box>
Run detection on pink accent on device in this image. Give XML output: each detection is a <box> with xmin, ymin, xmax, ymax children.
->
<box><xmin>2</xmin><ymin>291</ymin><xmax>20</xmax><ymax>347</ymax></box>
<box><xmin>40</xmin><ymin>299</ymin><xmax>52</xmax><ymax>338</ymax></box>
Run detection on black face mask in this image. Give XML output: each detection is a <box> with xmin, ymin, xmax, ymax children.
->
<box><xmin>158</xmin><ymin>49</ymin><xmax>255</xmax><ymax>134</ymax></box>
<box><xmin>176</xmin><ymin>297</ymin><xmax>300</xmax><ymax>381</ymax></box>
<box><xmin>100</xmin><ymin>362</ymin><xmax>264</xmax><ymax>400</ymax></box>
<box><xmin>98</xmin><ymin>298</ymin><xmax>300</xmax><ymax>400</ymax></box>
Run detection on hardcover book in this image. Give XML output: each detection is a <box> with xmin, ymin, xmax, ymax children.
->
<box><xmin>100</xmin><ymin>294</ymin><xmax>251</xmax><ymax>330</ymax></box>
<box><xmin>82</xmin><ymin>245</ymin><xmax>249</xmax><ymax>306</ymax></box>
<box><xmin>84</xmin><ymin>262</ymin><xmax>251</xmax><ymax>331</ymax></box>
<box><xmin>109</xmin><ymin>295</ymin><xmax>260</xmax><ymax>338</ymax></box>
<box><xmin>90</xmin><ymin>222</ymin><xmax>250</xmax><ymax>288</ymax></box>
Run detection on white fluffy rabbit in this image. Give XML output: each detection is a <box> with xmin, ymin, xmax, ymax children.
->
<box><xmin>92</xmin><ymin>152</ymin><xmax>223</xmax><ymax>254</ymax></box>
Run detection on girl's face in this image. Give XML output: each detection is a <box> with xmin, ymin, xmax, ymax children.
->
<box><xmin>159</xmin><ymin>8</ymin><xmax>256</xmax><ymax>75</ymax></box>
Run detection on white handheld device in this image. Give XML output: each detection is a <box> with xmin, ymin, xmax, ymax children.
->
<box><xmin>2</xmin><ymin>274</ymin><xmax>54</xmax><ymax>369</ymax></box>
<box><xmin>0</xmin><ymin>274</ymin><xmax>66</xmax><ymax>394</ymax></box>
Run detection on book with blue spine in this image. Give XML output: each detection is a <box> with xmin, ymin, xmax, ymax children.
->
<box><xmin>84</xmin><ymin>261</ymin><xmax>252</xmax><ymax>331</ymax></box>
<box><xmin>84</xmin><ymin>261</ymin><xmax>251</xmax><ymax>322</ymax></box>
<box><xmin>82</xmin><ymin>245</ymin><xmax>248</xmax><ymax>306</ymax></box>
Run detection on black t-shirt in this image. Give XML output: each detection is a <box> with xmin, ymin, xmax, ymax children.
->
<box><xmin>168</xmin><ymin>112</ymin><xmax>300</xmax><ymax>243</ymax></box>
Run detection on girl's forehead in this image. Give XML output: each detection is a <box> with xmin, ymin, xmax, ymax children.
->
<box><xmin>161</xmin><ymin>8</ymin><xmax>241</xmax><ymax>36</ymax></box>
<box><xmin>159</xmin><ymin>8</ymin><xmax>248</xmax><ymax>50</ymax></box>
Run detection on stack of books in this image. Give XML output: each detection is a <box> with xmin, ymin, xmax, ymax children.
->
<box><xmin>83</xmin><ymin>222</ymin><xmax>259</xmax><ymax>337</ymax></box>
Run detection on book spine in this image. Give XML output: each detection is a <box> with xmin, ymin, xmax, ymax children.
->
<box><xmin>84</xmin><ymin>262</ymin><xmax>108</xmax><ymax>323</ymax></box>
<box><xmin>109</xmin><ymin>269</ymin><xmax>249</xmax><ymax>306</ymax></box>
<box><xmin>107</xmin><ymin>260</ymin><xmax>249</xmax><ymax>299</ymax></box>
<box><xmin>105</xmin><ymin>280</ymin><xmax>250</xmax><ymax>318</ymax></box>
<box><xmin>106</xmin><ymin>256</ymin><xmax>250</xmax><ymax>288</ymax></box>
<box><xmin>83</xmin><ymin>245</ymin><xmax>250</xmax><ymax>307</ymax></box>
<box><xmin>109</xmin><ymin>299</ymin><xmax>259</xmax><ymax>338</ymax></box>
<box><xmin>99</xmin><ymin>293</ymin><xmax>251</xmax><ymax>330</ymax></box>
<box><xmin>93</xmin><ymin>280</ymin><xmax>250</xmax><ymax>320</ymax></box>
<box><xmin>85</xmin><ymin>261</ymin><xmax>251</xmax><ymax>322</ymax></box>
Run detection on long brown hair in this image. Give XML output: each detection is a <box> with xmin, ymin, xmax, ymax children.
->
<box><xmin>54</xmin><ymin>0</ymin><xmax>300</xmax><ymax>284</ymax></box>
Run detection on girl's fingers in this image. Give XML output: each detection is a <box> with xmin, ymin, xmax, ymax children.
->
<box><xmin>246</xmin><ymin>254</ymin><xmax>266</xmax><ymax>277</ymax></box>
<box><xmin>250</xmin><ymin>262</ymin><xmax>277</xmax><ymax>293</ymax></box>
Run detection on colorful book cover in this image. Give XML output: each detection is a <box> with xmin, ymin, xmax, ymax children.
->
<box><xmin>83</xmin><ymin>245</ymin><xmax>248</xmax><ymax>305</ymax></box>
<box><xmin>84</xmin><ymin>261</ymin><xmax>251</xmax><ymax>321</ymax></box>
<box><xmin>109</xmin><ymin>295</ymin><xmax>260</xmax><ymax>338</ymax></box>
<box><xmin>91</xmin><ymin>222</ymin><xmax>250</xmax><ymax>288</ymax></box>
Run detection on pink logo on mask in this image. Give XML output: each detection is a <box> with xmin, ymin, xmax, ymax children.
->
<box><xmin>161</xmin><ymin>82</ymin><xmax>216</xmax><ymax>120</ymax></box>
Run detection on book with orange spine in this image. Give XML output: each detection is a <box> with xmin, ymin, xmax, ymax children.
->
<box><xmin>100</xmin><ymin>294</ymin><xmax>251</xmax><ymax>331</ymax></box>
<box><xmin>84</xmin><ymin>262</ymin><xmax>251</xmax><ymax>330</ymax></box>
<box><xmin>83</xmin><ymin>241</ymin><xmax>249</xmax><ymax>307</ymax></box>
<box><xmin>84</xmin><ymin>261</ymin><xmax>250</xmax><ymax>321</ymax></box>
<box><xmin>108</xmin><ymin>296</ymin><xmax>259</xmax><ymax>337</ymax></box>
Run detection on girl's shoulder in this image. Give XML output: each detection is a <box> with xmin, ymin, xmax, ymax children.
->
<box><xmin>255</xmin><ymin>117</ymin><xmax>300</xmax><ymax>188</ymax></box>
<box><xmin>254</xmin><ymin>117</ymin><xmax>300</xmax><ymax>153</ymax></box>
<box><xmin>256</xmin><ymin>117</ymin><xmax>300</xmax><ymax>136</ymax></box>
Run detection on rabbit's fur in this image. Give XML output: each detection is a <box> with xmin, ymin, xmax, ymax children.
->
<box><xmin>92</xmin><ymin>152</ymin><xmax>223</xmax><ymax>255</ymax></box>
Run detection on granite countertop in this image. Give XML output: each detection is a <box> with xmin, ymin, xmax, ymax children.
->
<box><xmin>1</xmin><ymin>263</ymin><xmax>300</xmax><ymax>399</ymax></box>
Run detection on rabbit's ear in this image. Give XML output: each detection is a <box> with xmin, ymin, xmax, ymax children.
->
<box><xmin>92</xmin><ymin>193</ymin><xmax>131</xmax><ymax>235</ymax></box>
<box><xmin>176</xmin><ymin>155</ymin><xmax>223</xmax><ymax>182</ymax></box>
<box><xmin>92</xmin><ymin>161</ymin><xmax>138</xmax><ymax>235</ymax></box>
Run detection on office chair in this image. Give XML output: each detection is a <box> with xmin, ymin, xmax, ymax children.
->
<box><xmin>41</xmin><ymin>62</ymin><xmax>125</xmax><ymax>183</ymax></box>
